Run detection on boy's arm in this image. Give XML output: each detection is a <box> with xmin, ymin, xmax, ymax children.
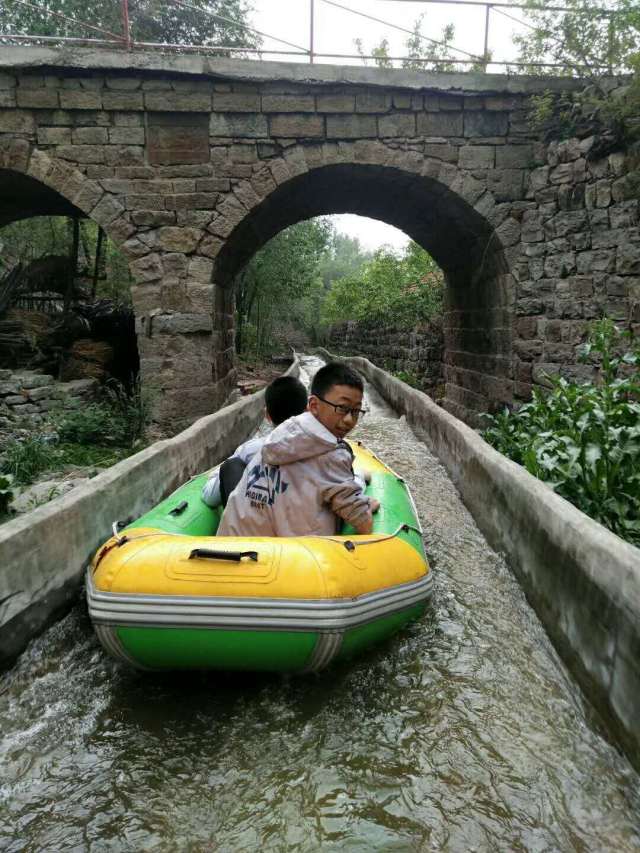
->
<box><xmin>201</xmin><ymin>469</ymin><xmax>222</xmax><ymax>507</ymax></box>
<box><xmin>201</xmin><ymin>437</ymin><xmax>264</xmax><ymax>507</ymax></box>
<box><xmin>320</xmin><ymin>449</ymin><xmax>375</xmax><ymax>534</ymax></box>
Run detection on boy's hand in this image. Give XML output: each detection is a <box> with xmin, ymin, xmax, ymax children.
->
<box><xmin>369</xmin><ymin>498</ymin><xmax>380</xmax><ymax>514</ymax></box>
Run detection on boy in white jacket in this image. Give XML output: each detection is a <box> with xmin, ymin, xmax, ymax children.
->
<box><xmin>218</xmin><ymin>362</ymin><xmax>379</xmax><ymax>537</ymax></box>
<box><xmin>202</xmin><ymin>375</ymin><xmax>308</xmax><ymax>507</ymax></box>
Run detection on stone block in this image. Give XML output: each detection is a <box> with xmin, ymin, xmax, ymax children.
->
<box><xmin>459</xmin><ymin>145</ymin><xmax>494</xmax><ymax>169</ymax></box>
<box><xmin>72</xmin><ymin>127</ymin><xmax>108</xmax><ymax>144</ymax></box>
<box><xmin>209</xmin><ymin>113</ymin><xmax>268</xmax><ymax>138</ymax></box>
<box><xmin>315</xmin><ymin>93</ymin><xmax>355</xmax><ymax>113</ymax></box>
<box><xmin>130</xmin><ymin>253</ymin><xmax>163</xmax><ymax>282</ymax></box>
<box><xmin>464</xmin><ymin>111</ymin><xmax>508</xmax><ymax>137</ymax></box>
<box><xmin>148</xmin><ymin>112</ymin><xmax>209</xmax><ymax>165</ymax></box>
<box><xmin>487</xmin><ymin>168</ymin><xmax>524</xmax><ymax>201</ymax></box>
<box><xmin>153</xmin><ymin>313</ymin><xmax>213</xmax><ymax>334</ymax></box>
<box><xmin>131</xmin><ymin>210</ymin><xmax>176</xmax><ymax>226</ymax></box>
<box><xmin>104</xmin><ymin>146</ymin><xmax>144</xmax><ymax>166</ymax></box>
<box><xmin>616</xmin><ymin>243</ymin><xmax>640</xmax><ymax>275</ymax></box>
<box><xmin>377</xmin><ymin>113</ymin><xmax>416</xmax><ymax>137</ymax></box>
<box><xmin>544</xmin><ymin>252</ymin><xmax>576</xmax><ymax>278</ymax></box>
<box><xmin>212</xmin><ymin>93</ymin><xmax>260</xmax><ymax>112</ymax></box>
<box><xmin>355</xmin><ymin>92</ymin><xmax>391</xmax><ymax>113</ymax></box>
<box><xmin>423</xmin><ymin>143</ymin><xmax>459</xmax><ymax>163</ymax></box>
<box><xmin>15</xmin><ymin>372</ymin><xmax>55</xmax><ymax>390</ymax></box>
<box><xmin>108</xmin><ymin>127</ymin><xmax>145</xmax><ymax>145</ymax></box>
<box><xmin>102</xmin><ymin>91</ymin><xmax>143</xmax><ymax>111</ymax></box>
<box><xmin>0</xmin><ymin>110</ymin><xmax>35</xmax><ymax>133</ymax></box>
<box><xmin>418</xmin><ymin>111</ymin><xmax>463</xmax><ymax>136</ymax></box>
<box><xmin>145</xmin><ymin>93</ymin><xmax>211</xmax><ymax>112</ymax></box>
<box><xmin>91</xmin><ymin>193</ymin><xmax>124</xmax><ymax>225</ymax></box>
<box><xmin>157</xmin><ymin>226</ymin><xmax>202</xmax><ymax>253</ymax></box>
<box><xmin>270</xmin><ymin>114</ymin><xmax>324</xmax><ymax>137</ymax></box>
<box><xmin>164</xmin><ymin>192</ymin><xmax>218</xmax><ymax>210</ymax></box>
<box><xmin>59</xmin><ymin>91</ymin><xmax>102</xmax><ymax>110</ymax></box>
<box><xmin>36</xmin><ymin>126</ymin><xmax>70</xmax><ymax>145</ymax></box>
<box><xmin>17</xmin><ymin>88</ymin><xmax>59</xmax><ymax>109</ymax></box>
<box><xmin>496</xmin><ymin>144</ymin><xmax>533</xmax><ymax>168</ymax></box>
<box><xmin>262</xmin><ymin>95</ymin><xmax>315</xmax><ymax>112</ymax></box>
<box><xmin>56</xmin><ymin>144</ymin><xmax>104</xmax><ymax>164</ymax></box>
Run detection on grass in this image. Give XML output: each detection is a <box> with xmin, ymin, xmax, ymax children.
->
<box><xmin>0</xmin><ymin>379</ymin><xmax>151</xmax><ymax>500</ymax></box>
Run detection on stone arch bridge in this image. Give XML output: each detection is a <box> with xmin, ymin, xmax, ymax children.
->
<box><xmin>0</xmin><ymin>47</ymin><xmax>637</xmax><ymax>431</ymax></box>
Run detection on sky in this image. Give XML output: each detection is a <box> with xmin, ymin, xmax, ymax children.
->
<box><xmin>248</xmin><ymin>0</ymin><xmax>527</xmax><ymax>250</ymax></box>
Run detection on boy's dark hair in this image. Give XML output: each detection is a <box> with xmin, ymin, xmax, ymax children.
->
<box><xmin>265</xmin><ymin>375</ymin><xmax>308</xmax><ymax>425</ymax></box>
<box><xmin>311</xmin><ymin>362</ymin><xmax>364</xmax><ymax>399</ymax></box>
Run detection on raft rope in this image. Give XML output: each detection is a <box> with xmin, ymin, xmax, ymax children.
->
<box><xmin>94</xmin><ymin>521</ymin><xmax>423</xmax><ymax>572</ymax></box>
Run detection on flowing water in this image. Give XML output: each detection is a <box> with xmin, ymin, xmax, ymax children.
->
<box><xmin>1</xmin><ymin>356</ymin><xmax>639</xmax><ymax>852</ymax></box>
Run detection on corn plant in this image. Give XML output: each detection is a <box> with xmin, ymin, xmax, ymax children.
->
<box><xmin>483</xmin><ymin>319</ymin><xmax>640</xmax><ymax>546</ymax></box>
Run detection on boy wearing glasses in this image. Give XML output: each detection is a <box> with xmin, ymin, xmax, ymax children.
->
<box><xmin>217</xmin><ymin>362</ymin><xmax>379</xmax><ymax>537</ymax></box>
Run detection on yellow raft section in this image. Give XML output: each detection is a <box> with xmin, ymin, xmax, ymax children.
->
<box><xmin>91</xmin><ymin>442</ymin><xmax>428</xmax><ymax>602</ymax></box>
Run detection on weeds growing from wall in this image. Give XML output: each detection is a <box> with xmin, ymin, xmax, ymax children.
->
<box><xmin>483</xmin><ymin>319</ymin><xmax>640</xmax><ymax>546</ymax></box>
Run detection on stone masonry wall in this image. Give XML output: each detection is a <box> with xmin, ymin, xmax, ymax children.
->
<box><xmin>0</xmin><ymin>370</ymin><xmax>98</xmax><ymax>433</ymax></box>
<box><xmin>0</xmin><ymin>49</ymin><xmax>636</xmax><ymax>431</ymax></box>
<box><xmin>327</xmin><ymin>320</ymin><xmax>444</xmax><ymax>399</ymax></box>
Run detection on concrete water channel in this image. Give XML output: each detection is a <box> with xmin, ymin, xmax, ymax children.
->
<box><xmin>1</xmin><ymin>356</ymin><xmax>639</xmax><ymax>851</ymax></box>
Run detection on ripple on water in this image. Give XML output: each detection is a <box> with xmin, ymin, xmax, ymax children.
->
<box><xmin>1</xmin><ymin>362</ymin><xmax>639</xmax><ymax>851</ymax></box>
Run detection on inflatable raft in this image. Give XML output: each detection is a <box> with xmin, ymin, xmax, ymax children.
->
<box><xmin>87</xmin><ymin>441</ymin><xmax>433</xmax><ymax>673</ymax></box>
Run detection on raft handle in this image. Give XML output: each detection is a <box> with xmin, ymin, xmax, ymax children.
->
<box><xmin>169</xmin><ymin>500</ymin><xmax>188</xmax><ymax>516</ymax></box>
<box><xmin>189</xmin><ymin>548</ymin><xmax>258</xmax><ymax>563</ymax></box>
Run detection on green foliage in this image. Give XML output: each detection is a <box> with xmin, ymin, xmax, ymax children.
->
<box><xmin>322</xmin><ymin>241</ymin><xmax>443</xmax><ymax>329</ymax></box>
<box><xmin>394</xmin><ymin>370</ymin><xmax>421</xmax><ymax>389</ymax></box>
<box><xmin>0</xmin><ymin>216</ymin><xmax>133</xmax><ymax>305</ymax></box>
<box><xmin>1</xmin><ymin>0</ymin><xmax>259</xmax><ymax>50</ymax></box>
<box><xmin>483</xmin><ymin>319</ymin><xmax>640</xmax><ymax>546</ymax></box>
<box><xmin>1</xmin><ymin>436</ymin><xmax>53</xmax><ymax>486</ymax></box>
<box><xmin>235</xmin><ymin>219</ymin><xmax>333</xmax><ymax>357</ymax></box>
<box><xmin>355</xmin><ymin>15</ymin><xmax>465</xmax><ymax>72</ymax></box>
<box><xmin>0</xmin><ymin>474</ymin><xmax>14</xmax><ymax>516</ymax></box>
<box><xmin>514</xmin><ymin>0</ymin><xmax>639</xmax><ymax>76</ymax></box>
<box><xmin>54</xmin><ymin>380</ymin><xmax>149</xmax><ymax>448</ymax></box>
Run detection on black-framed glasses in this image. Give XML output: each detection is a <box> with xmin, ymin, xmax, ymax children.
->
<box><xmin>315</xmin><ymin>395</ymin><xmax>367</xmax><ymax>420</ymax></box>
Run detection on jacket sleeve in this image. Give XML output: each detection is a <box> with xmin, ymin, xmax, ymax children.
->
<box><xmin>319</xmin><ymin>447</ymin><xmax>372</xmax><ymax>530</ymax></box>
<box><xmin>201</xmin><ymin>437</ymin><xmax>263</xmax><ymax>507</ymax></box>
<box><xmin>201</xmin><ymin>469</ymin><xmax>222</xmax><ymax>507</ymax></box>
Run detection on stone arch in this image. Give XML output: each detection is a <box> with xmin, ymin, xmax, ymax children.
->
<box><xmin>210</xmin><ymin>142</ymin><xmax>516</xmax><ymax>424</ymax></box>
<box><xmin>0</xmin><ymin>139</ymin><xmax>134</xmax><ymax>247</ymax></box>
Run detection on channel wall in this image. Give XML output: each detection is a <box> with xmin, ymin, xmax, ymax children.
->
<box><xmin>0</xmin><ymin>362</ymin><xmax>301</xmax><ymax>667</ymax></box>
<box><xmin>316</xmin><ymin>348</ymin><xmax>640</xmax><ymax>771</ymax></box>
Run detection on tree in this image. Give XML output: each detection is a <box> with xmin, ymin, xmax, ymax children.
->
<box><xmin>235</xmin><ymin>218</ymin><xmax>332</xmax><ymax>356</ymax></box>
<box><xmin>514</xmin><ymin>0</ymin><xmax>639</xmax><ymax>75</ymax></box>
<box><xmin>355</xmin><ymin>15</ymin><xmax>470</xmax><ymax>73</ymax></box>
<box><xmin>2</xmin><ymin>0</ymin><xmax>259</xmax><ymax>50</ymax></box>
<box><xmin>319</xmin><ymin>230</ymin><xmax>371</xmax><ymax>290</ymax></box>
<box><xmin>322</xmin><ymin>241</ymin><xmax>443</xmax><ymax>329</ymax></box>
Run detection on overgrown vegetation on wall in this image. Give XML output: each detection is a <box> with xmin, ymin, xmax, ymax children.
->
<box><xmin>483</xmin><ymin>319</ymin><xmax>640</xmax><ymax>546</ymax></box>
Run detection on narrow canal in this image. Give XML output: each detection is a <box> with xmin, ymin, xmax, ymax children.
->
<box><xmin>1</xmin><ymin>356</ymin><xmax>639</xmax><ymax>851</ymax></box>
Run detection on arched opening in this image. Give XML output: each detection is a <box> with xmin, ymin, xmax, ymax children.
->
<box><xmin>213</xmin><ymin>163</ymin><xmax>513</xmax><ymax>424</ymax></box>
<box><xmin>0</xmin><ymin>168</ymin><xmax>138</xmax><ymax>387</ymax></box>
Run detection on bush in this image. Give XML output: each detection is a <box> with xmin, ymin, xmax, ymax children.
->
<box><xmin>1</xmin><ymin>436</ymin><xmax>52</xmax><ymax>486</ymax></box>
<box><xmin>54</xmin><ymin>379</ymin><xmax>149</xmax><ymax>448</ymax></box>
<box><xmin>483</xmin><ymin>319</ymin><xmax>640</xmax><ymax>546</ymax></box>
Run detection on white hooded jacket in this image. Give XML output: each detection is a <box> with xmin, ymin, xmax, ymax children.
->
<box><xmin>217</xmin><ymin>412</ymin><xmax>371</xmax><ymax>538</ymax></box>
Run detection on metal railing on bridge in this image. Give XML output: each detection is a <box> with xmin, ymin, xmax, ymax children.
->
<box><xmin>0</xmin><ymin>0</ymin><xmax>628</xmax><ymax>75</ymax></box>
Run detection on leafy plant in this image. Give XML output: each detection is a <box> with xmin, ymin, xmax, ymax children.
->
<box><xmin>483</xmin><ymin>319</ymin><xmax>640</xmax><ymax>545</ymax></box>
<box><xmin>53</xmin><ymin>379</ymin><xmax>149</xmax><ymax>448</ymax></box>
<box><xmin>322</xmin><ymin>241</ymin><xmax>443</xmax><ymax>329</ymax></box>
<box><xmin>1</xmin><ymin>436</ymin><xmax>52</xmax><ymax>486</ymax></box>
<box><xmin>395</xmin><ymin>370</ymin><xmax>422</xmax><ymax>389</ymax></box>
